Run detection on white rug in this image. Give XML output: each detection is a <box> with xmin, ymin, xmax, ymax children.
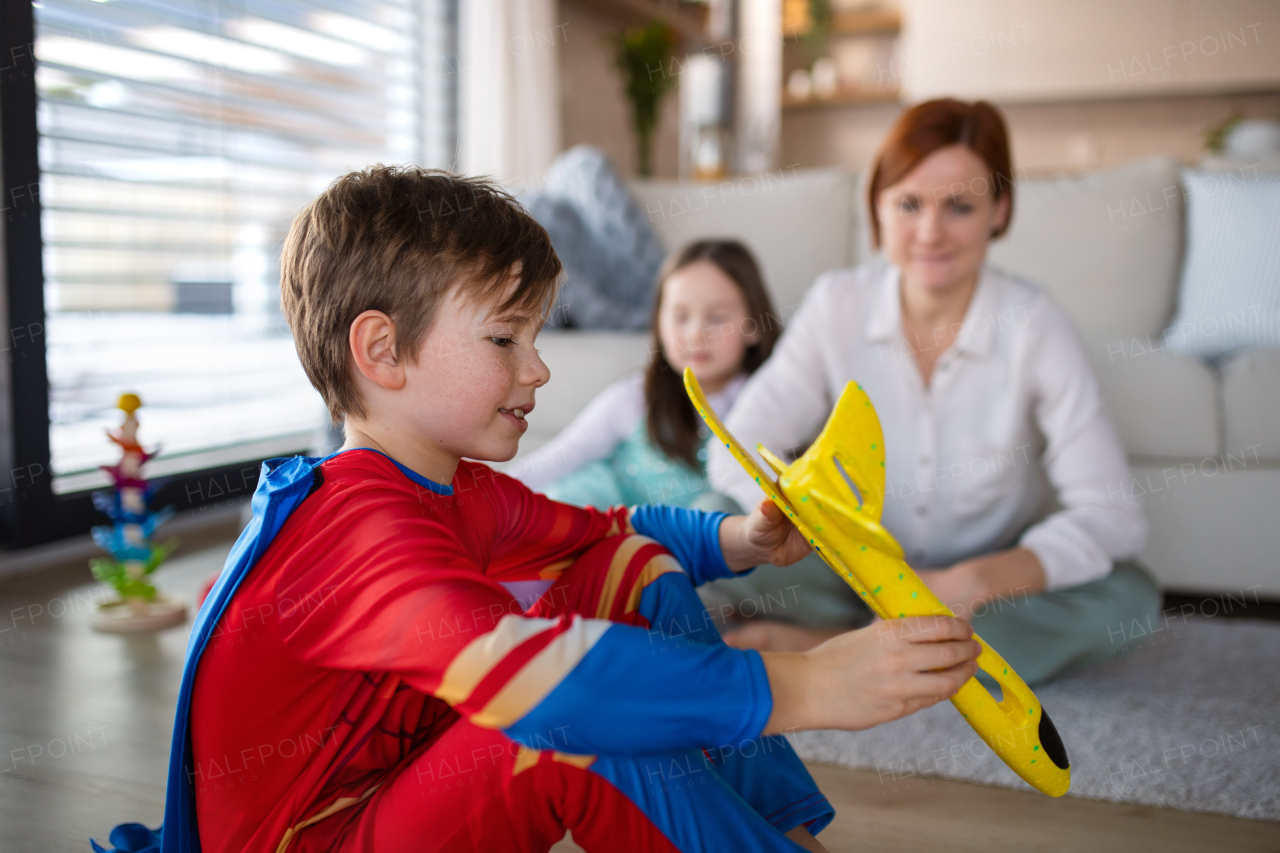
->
<box><xmin>789</xmin><ymin>617</ymin><xmax>1280</xmax><ymax>821</ymax></box>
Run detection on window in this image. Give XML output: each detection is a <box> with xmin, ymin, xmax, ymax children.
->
<box><xmin>0</xmin><ymin>0</ymin><xmax>456</xmax><ymax>545</ymax></box>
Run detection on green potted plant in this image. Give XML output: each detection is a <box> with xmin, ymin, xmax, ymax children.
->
<box><xmin>613</xmin><ymin>21</ymin><xmax>677</xmax><ymax>178</ymax></box>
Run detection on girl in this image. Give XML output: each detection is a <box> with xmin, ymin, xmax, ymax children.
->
<box><xmin>508</xmin><ymin>240</ymin><xmax>781</xmax><ymax>512</ymax></box>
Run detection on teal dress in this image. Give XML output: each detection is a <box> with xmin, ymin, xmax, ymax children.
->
<box><xmin>543</xmin><ymin>422</ymin><xmax>716</xmax><ymax>510</ymax></box>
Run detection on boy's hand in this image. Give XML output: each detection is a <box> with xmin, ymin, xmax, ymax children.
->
<box><xmin>719</xmin><ymin>499</ymin><xmax>812</xmax><ymax>573</ymax></box>
<box><xmin>760</xmin><ymin>616</ymin><xmax>981</xmax><ymax>735</ymax></box>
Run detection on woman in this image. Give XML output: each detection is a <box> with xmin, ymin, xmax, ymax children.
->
<box><xmin>703</xmin><ymin>99</ymin><xmax>1160</xmax><ymax>685</ymax></box>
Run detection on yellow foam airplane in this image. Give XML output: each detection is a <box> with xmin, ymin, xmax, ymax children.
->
<box><xmin>685</xmin><ymin>368</ymin><xmax>1070</xmax><ymax>797</ymax></box>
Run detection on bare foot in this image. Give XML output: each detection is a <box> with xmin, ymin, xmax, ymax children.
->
<box><xmin>784</xmin><ymin>824</ymin><xmax>828</xmax><ymax>852</ymax></box>
<box><xmin>722</xmin><ymin>620</ymin><xmax>845</xmax><ymax>652</ymax></box>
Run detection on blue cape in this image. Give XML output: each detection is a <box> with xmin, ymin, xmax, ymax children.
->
<box><xmin>92</xmin><ymin>455</ymin><xmax>329</xmax><ymax>853</ymax></box>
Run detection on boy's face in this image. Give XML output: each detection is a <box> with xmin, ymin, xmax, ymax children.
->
<box><xmin>397</xmin><ymin>277</ymin><xmax>549</xmax><ymax>465</ymax></box>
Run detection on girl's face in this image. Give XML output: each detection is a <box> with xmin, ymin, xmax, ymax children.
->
<box><xmin>878</xmin><ymin>144</ymin><xmax>1009</xmax><ymax>296</ymax></box>
<box><xmin>657</xmin><ymin>259</ymin><xmax>758</xmax><ymax>393</ymax></box>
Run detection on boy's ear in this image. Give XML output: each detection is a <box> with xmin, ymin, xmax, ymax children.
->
<box><xmin>348</xmin><ymin>310</ymin><xmax>406</xmax><ymax>390</ymax></box>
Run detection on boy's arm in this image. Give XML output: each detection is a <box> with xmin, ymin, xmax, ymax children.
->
<box><xmin>629</xmin><ymin>501</ymin><xmax>813</xmax><ymax>582</ymax></box>
<box><xmin>274</xmin><ymin>509</ymin><xmax>773</xmax><ymax>754</ymax></box>
<box><xmin>276</xmin><ymin>497</ymin><xmax>976</xmax><ymax>756</ymax></box>
<box><xmin>489</xmin><ymin>468</ymin><xmax>809</xmax><ymax>586</ymax></box>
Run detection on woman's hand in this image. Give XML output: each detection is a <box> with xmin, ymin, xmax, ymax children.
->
<box><xmin>916</xmin><ymin>565</ymin><xmax>984</xmax><ymax>615</ymax></box>
<box><xmin>761</xmin><ymin>615</ymin><xmax>980</xmax><ymax>735</ymax></box>
<box><xmin>919</xmin><ymin>547</ymin><xmax>1047</xmax><ymax>618</ymax></box>
<box><xmin>718</xmin><ymin>499</ymin><xmax>812</xmax><ymax>573</ymax></box>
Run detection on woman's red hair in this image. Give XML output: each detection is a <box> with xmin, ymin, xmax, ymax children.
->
<box><xmin>867</xmin><ymin>98</ymin><xmax>1015</xmax><ymax>247</ymax></box>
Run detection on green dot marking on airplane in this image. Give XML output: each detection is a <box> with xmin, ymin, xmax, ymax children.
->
<box><xmin>898</xmin><ymin>573</ymin><xmax>904</xmax><ymax>580</ymax></box>
<box><xmin>911</xmin><ymin>591</ymin><xmax>918</xmax><ymax>598</ymax></box>
<box><xmin>873</xmin><ymin>586</ymin><xmax>882</xmax><ymax>594</ymax></box>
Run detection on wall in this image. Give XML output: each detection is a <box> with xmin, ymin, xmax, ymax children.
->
<box><xmin>558</xmin><ymin>0</ymin><xmax>1280</xmax><ymax>178</ymax></box>
<box><xmin>782</xmin><ymin>90</ymin><xmax>1280</xmax><ymax>177</ymax></box>
<box><xmin>783</xmin><ymin>0</ymin><xmax>1280</xmax><ymax>175</ymax></box>
<box><xmin>897</xmin><ymin>0</ymin><xmax>1280</xmax><ymax>103</ymax></box>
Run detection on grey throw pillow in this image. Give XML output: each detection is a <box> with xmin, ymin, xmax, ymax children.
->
<box><xmin>523</xmin><ymin>146</ymin><xmax>666</xmax><ymax>329</ymax></box>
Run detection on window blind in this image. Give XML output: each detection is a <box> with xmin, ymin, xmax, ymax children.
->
<box><xmin>34</xmin><ymin>0</ymin><xmax>437</xmax><ymax>493</ymax></box>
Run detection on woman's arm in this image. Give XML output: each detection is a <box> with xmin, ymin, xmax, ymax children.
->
<box><xmin>505</xmin><ymin>372</ymin><xmax>644</xmax><ymax>489</ymax></box>
<box><xmin>920</xmin><ymin>298</ymin><xmax>1145</xmax><ymax>610</ymax></box>
<box><xmin>990</xmin><ymin>300</ymin><xmax>1146</xmax><ymax>594</ymax></box>
<box><xmin>706</xmin><ymin>274</ymin><xmax>841</xmax><ymax>510</ymax></box>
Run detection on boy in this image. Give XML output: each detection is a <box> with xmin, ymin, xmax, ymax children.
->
<box><xmin>95</xmin><ymin>167</ymin><xmax>979</xmax><ymax>853</ymax></box>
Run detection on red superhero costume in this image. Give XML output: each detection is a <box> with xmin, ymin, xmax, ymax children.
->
<box><xmin>183</xmin><ymin>449</ymin><xmax>831</xmax><ymax>852</ymax></box>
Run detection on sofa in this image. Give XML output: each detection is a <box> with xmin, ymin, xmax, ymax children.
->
<box><xmin>509</xmin><ymin>157</ymin><xmax>1280</xmax><ymax>598</ymax></box>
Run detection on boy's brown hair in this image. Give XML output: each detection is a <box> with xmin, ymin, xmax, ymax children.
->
<box><xmin>280</xmin><ymin>165</ymin><xmax>563</xmax><ymax>423</ymax></box>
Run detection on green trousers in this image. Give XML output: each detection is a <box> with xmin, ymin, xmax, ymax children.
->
<box><xmin>691</xmin><ymin>493</ymin><xmax>1163</xmax><ymax>687</ymax></box>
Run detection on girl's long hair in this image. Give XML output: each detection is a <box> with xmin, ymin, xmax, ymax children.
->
<box><xmin>644</xmin><ymin>240</ymin><xmax>781</xmax><ymax>470</ymax></box>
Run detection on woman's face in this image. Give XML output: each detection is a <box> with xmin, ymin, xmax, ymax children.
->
<box><xmin>657</xmin><ymin>259</ymin><xmax>758</xmax><ymax>392</ymax></box>
<box><xmin>877</xmin><ymin>144</ymin><xmax>1010</xmax><ymax>295</ymax></box>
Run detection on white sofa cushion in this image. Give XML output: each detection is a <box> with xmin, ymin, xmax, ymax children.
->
<box><xmin>630</xmin><ymin>168</ymin><xmax>857</xmax><ymax>318</ymax></box>
<box><xmin>987</xmin><ymin>157</ymin><xmax>1184</xmax><ymax>339</ymax></box>
<box><xmin>1086</xmin><ymin>338</ymin><xmax>1220</xmax><ymax>459</ymax></box>
<box><xmin>1163</xmin><ymin>169</ymin><xmax>1280</xmax><ymax>360</ymax></box>
<box><xmin>1221</xmin><ymin>348</ymin><xmax>1280</xmax><ymax>462</ymax></box>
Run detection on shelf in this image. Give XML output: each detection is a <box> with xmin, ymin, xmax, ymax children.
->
<box><xmin>784</xmin><ymin>5</ymin><xmax>902</xmax><ymax>38</ymax></box>
<box><xmin>564</xmin><ymin>0</ymin><xmax>710</xmax><ymax>47</ymax></box>
<box><xmin>782</xmin><ymin>87</ymin><xmax>900</xmax><ymax>109</ymax></box>
<box><xmin>834</xmin><ymin>8</ymin><xmax>901</xmax><ymax>35</ymax></box>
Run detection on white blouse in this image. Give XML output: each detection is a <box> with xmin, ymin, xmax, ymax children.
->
<box><xmin>706</xmin><ymin>263</ymin><xmax>1147</xmax><ymax>590</ymax></box>
<box><xmin>509</xmin><ymin>370</ymin><xmax>749</xmax><ymax>490</ymax></box>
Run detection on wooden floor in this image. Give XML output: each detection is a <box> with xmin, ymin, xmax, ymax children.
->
<box><xmin>2</xmin><ymin>535</ymin><xmax>1277</xmax><ymax>853</ymax></box>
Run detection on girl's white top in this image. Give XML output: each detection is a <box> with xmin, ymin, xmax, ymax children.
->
<box><xmin>706</xmin><ymin>262</ymin><xmax>1147</xmax><ymax>590</ymax></box>
<box><xmin>508</xmin><ymin>370</ymin><xmax>749</xmax><ymax>489</ymax></box>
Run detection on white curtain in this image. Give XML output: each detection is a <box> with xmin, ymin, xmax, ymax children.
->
<box><xmin>458</xmin><ymin>0</ymin><xmax>561</xmax><ymax>185</ymax></box>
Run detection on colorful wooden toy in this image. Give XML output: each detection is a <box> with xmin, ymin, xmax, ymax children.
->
<box><xmin>89</xmin><ymin>393</ymin><xmax>186</xmax><ymax>633</ymax></box>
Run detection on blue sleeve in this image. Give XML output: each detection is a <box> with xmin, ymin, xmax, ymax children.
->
<box><xmin>505</xmin><ymin>623</ymin><xmax>772</xmax><ymax>755</ymax></box>
<box><xmin>629</xmin><ymin>504</ymin><xmax>748</xmax><ymax>585</ymax></box>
